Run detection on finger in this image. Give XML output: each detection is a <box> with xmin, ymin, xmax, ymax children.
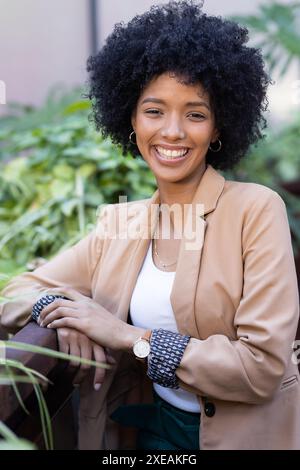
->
<box><xmin>41</xmin><ymin>307</ymin><xmax>79</xmax><ymax>327</ymax></box>
<box><xmin>73</xmin><ymin>338</ymin><xmax>92</xmax><ymax>385</ymax></box>
<box><xmin>105</xmin><ymin>348</ymin><xmax>117</xmax><ymax>365</ymax></box>
<box><xmin>57</xmin><ymin>330</ymin><xmax>70</xmax><ymax>356</ymax></box>
<box><xmin>92</xmin><ymin>343</ymin><xmax>107</xmax><ymax>390</ymax></box>
<box><xmin>46</xmin><ymin>287</ymin><xmax>89</xmax><ymax>302</ymax></box>
<box><xmin>106</xmin><ymin>354</ymin><xmax>117</xmax><ymax>365</ymax></box>
<box><xmin>69</xmin><ymin>340</ymin><xmax>81</xmax><ymax>369</ymax></box>
<box><xmin>38</xmin><ymin>299</ymin><xmax>76</xmax><ymax>324</ymax></box>
<box><xmin>47</xmin><ymin>317</ymin><xmax>81</xmax><ymax>331</ymax></box>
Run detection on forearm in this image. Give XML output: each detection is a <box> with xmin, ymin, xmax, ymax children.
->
<box><xmin>1</xmin><ymin>229</ymin><xmax>101</xmax><ymax>333</ymax></box>
<box><xmin>176</xmin><ymin>335</ymin><xmax>286</xmax><ymax>404</ymax></box>
<box><xmin>33</xmin><ymin>293</ymin><xmax>148</xmax><ymax>353</ymax></box>
<box><xmin>0</xmin><ymin>274</ymin><xmax>51</xmax><ymax>333</ymax></box>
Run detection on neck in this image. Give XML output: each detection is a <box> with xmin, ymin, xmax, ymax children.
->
<box><xmin>156</xmin><ymin>162</ymin><xmax>207</xmax><ymax>208</ymax></box>
<box><xmin>155</xmin><ymin>162</ymin><xmax>207</xmax><ymax>234</ymax></box>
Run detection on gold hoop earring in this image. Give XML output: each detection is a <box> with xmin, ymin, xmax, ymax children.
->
<box><xmin>209</xmin><ymin>139</ymin><xmax>222</xmax><ymax>153</ymax></box>
<box><xmin>129</xmin><ymin>131</ymin><xmax>137</xmax><ymax>145</ymax></box>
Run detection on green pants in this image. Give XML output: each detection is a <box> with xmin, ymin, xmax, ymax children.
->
<box><xmin>110</xmin><ymin>390</ymin><xmax>200</xmax><ymax>450</ymax></box>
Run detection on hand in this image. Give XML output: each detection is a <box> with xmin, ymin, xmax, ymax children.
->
<box><xmin>38</xmin><ymin>287</ymin><xmax>146</xmax><ymax>352</ymax></box>
<box><xmin>57</xmin><ymin>327</ymin><xmax>116</xmax><ymax>390</ymax></box>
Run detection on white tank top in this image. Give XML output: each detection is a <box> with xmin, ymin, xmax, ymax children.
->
<box><xmin>130</xmin><ymin>239</ymin><xmax>201</xmax><ymax>413</ymax></box>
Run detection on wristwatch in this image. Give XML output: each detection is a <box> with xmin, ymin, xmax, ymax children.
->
<box><xmin>133</xmin><ymin>330</ymin><xmax>152</xmax><ymax>362</ymax></box>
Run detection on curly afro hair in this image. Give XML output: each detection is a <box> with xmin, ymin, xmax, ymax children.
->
<box><xmin>87</xmin><ymin>0</ymin><xmax>271</xmax><ymax>170</ymax></box>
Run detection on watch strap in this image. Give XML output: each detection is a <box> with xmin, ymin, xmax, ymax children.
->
<box><xmin>141</xmin><ymin>329</ymin><xmax>152</xmax><ymax>343</ymax></box>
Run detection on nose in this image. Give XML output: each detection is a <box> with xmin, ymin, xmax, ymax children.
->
<box><xmin>161</xmin><ymin>115</ymin><xmax>186</xmax><ymax>140</ymax></box>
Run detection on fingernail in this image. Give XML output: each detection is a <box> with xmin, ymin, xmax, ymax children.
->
<box><xmin>40</xmin><ymin>322</ymin><xmax>44</xmax><ymax>327</ymax></box>
<box><xmin>94</xmin><ymin>383</ymin><xmax>101</xmax><ymax>391</ymax></box>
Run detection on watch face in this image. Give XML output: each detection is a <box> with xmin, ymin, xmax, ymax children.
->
<box><xmin>133</xmin><ymin>339</ymin><xmax>150</xmax><ymax>358</ymax></box>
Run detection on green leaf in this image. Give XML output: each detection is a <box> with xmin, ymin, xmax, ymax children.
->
<box><xmin>4</xmin><ymin>341</ymin><xmax>111</xmax><ymax>369</ymax></box>
<box><xmin>61</xmin><ymin>198</ymin><xmax>79</xmax><ymax>217</ymax></box>
<box><xmin>5</xmin><ymin>364</ymin><xmax>30</xmax><ymax>415</ymax></box>
<box><xmin>0</xmin><ymin>438</ymin><xmax>36</xmax><ymax>450</ymax></box>
<box><xmin>63</xmin><ymin>100</ymin><xmax>91</xmax><ymax>115</ymax></box>
<box><xmin>0</xmin><ymin>421</ymin><xmax>19</xmax><ymax>440</ymax></box>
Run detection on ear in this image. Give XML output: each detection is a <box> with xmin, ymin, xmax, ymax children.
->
<box><xmin>211</xmin><ymin>128</ymin><xmax>220</xmax><ymax>143</ymax></box>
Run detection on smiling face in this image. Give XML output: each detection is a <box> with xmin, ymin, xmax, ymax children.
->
<box><xmin>131</xmin><ymin>72</ymin><xmax>219</xmax><ymax>186</ymax></box>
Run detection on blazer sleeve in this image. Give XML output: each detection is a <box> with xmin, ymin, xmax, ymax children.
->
<box><xmin>0</xmin><ymin>228</ymin><xmax>103</xmax><ymax>333</ymax></box>
<box><xmin>176</xmin><ymin>190</ymin><xmax>300</xmax><ymax>404</ymax></box>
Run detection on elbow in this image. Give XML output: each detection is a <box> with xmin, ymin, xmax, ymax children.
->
<box><xmin>236</xmin><ymin>338</ymin><xmax>288</xmax><ymax>404</ymax></box>
<box><xmin>1</xmin><ymin>318</ymin><xmax>22</xmax><ymax>335</ymax></box>
<box><xmin>243</xmin><ymin>363</ymin><xmax>285</xmax><ymax>405</ymax></box>
<box><xmin>0</xmin><ymin>304</ymin><xmax>32</xmax><ymax>335</ymax></box>
<box><xmin>246</xmin><ymin>384</ymin><xmax>280</xmax><ymax>405</ymax></box>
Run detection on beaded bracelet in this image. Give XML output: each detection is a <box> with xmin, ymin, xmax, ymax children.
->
<box><xmin>31</xmin><ymin>294</ymin><xmax>69</xmax><ymax>322</ymax></box>
<box><xmin>147</xmin><ymin>328</ymin><xmax>191</xmax><ymax>389</ymax></box>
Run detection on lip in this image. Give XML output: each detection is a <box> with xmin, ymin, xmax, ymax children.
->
<box><xmin>152</xmin><ymin>145</ymin><xmax>191</xmax><ymax>165</ymax></box>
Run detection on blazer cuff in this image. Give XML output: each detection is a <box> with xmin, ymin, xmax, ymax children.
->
<box><xmin>31</xmin><ymin>294</ymin><xmax>69</xmax><ymax>323</ymax></box>
<box><xmin>147</xmin><ymin>328</ymin><xmax>191</xmax><ymax>389</ymax></box>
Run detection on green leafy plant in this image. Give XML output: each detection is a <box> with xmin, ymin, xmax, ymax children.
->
<box><xmin>232</xmin><ymin>1</ymin><xmax>300</xmax><ymax>77</ymax></box>
<box><xmin>0</xmin><ymin>90</ymin><xmax>156</xmax><ymax>277</ymax></box>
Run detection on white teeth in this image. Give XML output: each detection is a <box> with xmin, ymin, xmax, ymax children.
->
<box><xmin>155</xmin><ymin>146</ymin><xmax>189</xmax><ymax>159</ymax></box>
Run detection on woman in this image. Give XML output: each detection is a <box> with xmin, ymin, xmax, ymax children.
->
<box><xmin>1</xmin><ymin>1</ymin><xmax>300</xmax><ymax>450</ymax></box>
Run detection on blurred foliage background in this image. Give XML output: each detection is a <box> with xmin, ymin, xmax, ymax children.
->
<box><xmin>0</xmin><ymin>0</ymin><xmax>299</xmax><ymax>283</ymax></box>
<box><xmin>0</xmin><ymin>93</ymin><xmax>156</xmax><ymax>281</ymax></box>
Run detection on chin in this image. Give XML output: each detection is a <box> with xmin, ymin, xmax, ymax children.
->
<box><xmin>155</xmin><ymin>171</ymin><xmax>194</xmax><ymax>184</ymax></box>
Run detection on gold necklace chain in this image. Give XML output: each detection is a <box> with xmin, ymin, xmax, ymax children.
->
<box><xmin>153</xmin><ymin>207</ymin><xmax>177</xmax><ymax>269</ymax></box>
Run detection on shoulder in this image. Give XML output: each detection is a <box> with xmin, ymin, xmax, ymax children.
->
<box><xmin>221</xmin><ymin>179</ymin><xmax>286</xmax><ymax>214</ymax></box>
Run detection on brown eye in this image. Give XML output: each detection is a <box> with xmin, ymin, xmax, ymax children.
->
<box><xmin>145</xmin><ymin>109</ymin><xmax>161</xmax><ymax>115</ymax></box>
<box><xmin>188</xmin><ymin>113</ymin><xmax>205</xmax><ymax>120</ymax></box>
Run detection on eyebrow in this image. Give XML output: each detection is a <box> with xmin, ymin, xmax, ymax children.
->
<box><xmin>140</xmin><ymin>97</ymin><xmax>211</xmax><ymax>111</ymax></box>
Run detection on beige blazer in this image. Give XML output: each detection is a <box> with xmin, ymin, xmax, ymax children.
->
<box><xmin>1</xmin><ymin>165</ymin><xmax>300</xmax><ymax>450</ymax></box>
